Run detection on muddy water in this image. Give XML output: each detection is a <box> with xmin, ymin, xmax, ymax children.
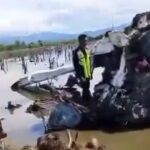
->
<box><xmin>0</xmin><ymin>50</ymin><xmax>73</xmax><ymax>148</ymax></box>
<box><xmin>0</xmin><ymin>59</ymin><xmax>47</xmax><ymax>147</ymax></box>
<box><xmin>0</xmin><ymin>57</ymin><xmax>150</xmax><ymax>150</ymax></box>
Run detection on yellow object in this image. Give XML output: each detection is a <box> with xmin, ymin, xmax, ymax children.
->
<box><xmin>77</xmin><ymin>49</ymin><xmax>92</xmax><ymax>79</ymax></box>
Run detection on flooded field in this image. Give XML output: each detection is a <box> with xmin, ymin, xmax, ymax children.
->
<box><xmin>0</xmin><ymin>48</ymin><xmax>150</xmax><ymax>150</ymax></box>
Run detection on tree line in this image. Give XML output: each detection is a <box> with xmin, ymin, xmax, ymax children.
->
<box><xmin>0</xmin><ymin>39</ymin><xmax>79</xmax><ymax>52</ymax></box>
<box><xmin>0</xmin><ymin>34</ymin><xmax>105</xmax><ymax>52</ymax></box>
<box><xmin>0</xmin><ymin>40</ymin><xmax>46</xmax><ymax>51</ymax></box>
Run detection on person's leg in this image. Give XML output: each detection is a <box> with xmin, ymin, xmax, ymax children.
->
<box><xmin>82</xmin><ymin>79</ymin><xmax>91</xmax><ymax>101</ymax></box>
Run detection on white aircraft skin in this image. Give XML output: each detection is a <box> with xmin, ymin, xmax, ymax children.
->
<box><xmin>14</xmin><ymin>31</ymin><xmax>130</xmax><ymax>88</ymax></box>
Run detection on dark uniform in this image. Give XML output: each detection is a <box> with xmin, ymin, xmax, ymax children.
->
<box><xmin>72</xmin><ymin>47</ymin><xmax>93</xmax><ymax>101</ymax></box>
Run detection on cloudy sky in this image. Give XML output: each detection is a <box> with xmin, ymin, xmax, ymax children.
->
<box><xmin>0</xmin><ymin>0</ymin><xmax>150</xmax><ymax>35</ymax></box>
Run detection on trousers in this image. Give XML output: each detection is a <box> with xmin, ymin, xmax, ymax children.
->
<box><xmin>80</xmin><ymin>78</ymin><xmax>91</xmax><ymax>101</ymax></box>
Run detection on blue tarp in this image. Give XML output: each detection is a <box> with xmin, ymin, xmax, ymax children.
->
<box><xmin>47</xmin><ymin>102</ymin><xmax>81</xmax><ymax>129</ymax></box>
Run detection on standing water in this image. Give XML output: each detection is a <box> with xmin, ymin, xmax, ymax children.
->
<box><xmin>0</xmin><ymin>47</ymin><xmax>73</xmax><ymax>148</ymax></box>
<box><xmin>0</xmin><ymin>47</ymin><xmax>150</xmax><ymax>150</ymax></box>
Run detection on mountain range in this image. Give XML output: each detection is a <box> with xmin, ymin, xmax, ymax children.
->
<box><xmin>0</xmin><ymin>24</ymin><xmax>128</xmax><ymax>44</ymax></box>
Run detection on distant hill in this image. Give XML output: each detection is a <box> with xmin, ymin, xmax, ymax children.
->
<box><xmin>0</xmin><ymin>32</ymin><xmax>78</xmax><ymax>44</ymax></box>
<box><xmin>84</xmin><ymin>24</ymin><xmax>128</xmax><ymax>37</ymax></box>
<box><xmin>0</xmin><ymin>24</ymin><xmax>128</xmax><ymax>44</ymax></box>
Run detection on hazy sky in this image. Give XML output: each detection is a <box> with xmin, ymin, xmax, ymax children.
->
<box><xmin>0</xmin><ymin>0</ymin><xmax>150</xmax><ymax>34</ymax></box>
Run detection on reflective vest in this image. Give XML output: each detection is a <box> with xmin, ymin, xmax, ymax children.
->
<box><xmin>77</xmin><ymin>49</ymin><xmax>92</xmax><ymax>79</ymax></box>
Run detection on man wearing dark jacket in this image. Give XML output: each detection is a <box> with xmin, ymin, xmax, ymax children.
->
<box><xmin>72</xmin><ymin>34</ymin><xmax>93</xmax><ymax>101</ymax></box>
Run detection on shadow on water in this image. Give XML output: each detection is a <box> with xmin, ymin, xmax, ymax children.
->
<box><xmin>46</xmin><ymin>119</ymin><xmax>150</xmax><ymax>135</ymax></box>
<box><xmin>78</xmin><ymin>121</ymin><xmax>150</xmax><ymax>134</ymax></box>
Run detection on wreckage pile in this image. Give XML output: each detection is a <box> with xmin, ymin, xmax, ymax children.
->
<box><xmin>92</xmin><ymin>11</ymin><xmax>150</xmax><ymax>127</ymax></box>
<box><xmin>11</xmin><ymin>11</ymin><xmax>150</xmax><ymax>131</ymax></box>
<box><xmin>46</xmin><ymin>11</ymin><xmax>150</xmax><ymax>131</ymax></box>
<box><xmin>48</xmin><ymin>11</ymin><xmax>150</xmax><ymax>131</ymax></box>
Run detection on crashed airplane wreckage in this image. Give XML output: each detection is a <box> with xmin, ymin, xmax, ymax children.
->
<box><xmin>11</xmin><ymin>11</ymin><xmax>150</xmax><ymax>132</ymax></box>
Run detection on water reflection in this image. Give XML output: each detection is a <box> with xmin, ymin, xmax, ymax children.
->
<box><xmin>5</xmin><ymin>101</ymin><xmax>22</xmax><ymax>115</ymax></box>
<box><xmin>0</xmin><ymin>45</ymin><xmax>74</xmax><ymax>147</ymax></box>
<box><xmin>0</xmin><ymin>45</ymin><xmax>74</xmax><ymax>75</ymax></box>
